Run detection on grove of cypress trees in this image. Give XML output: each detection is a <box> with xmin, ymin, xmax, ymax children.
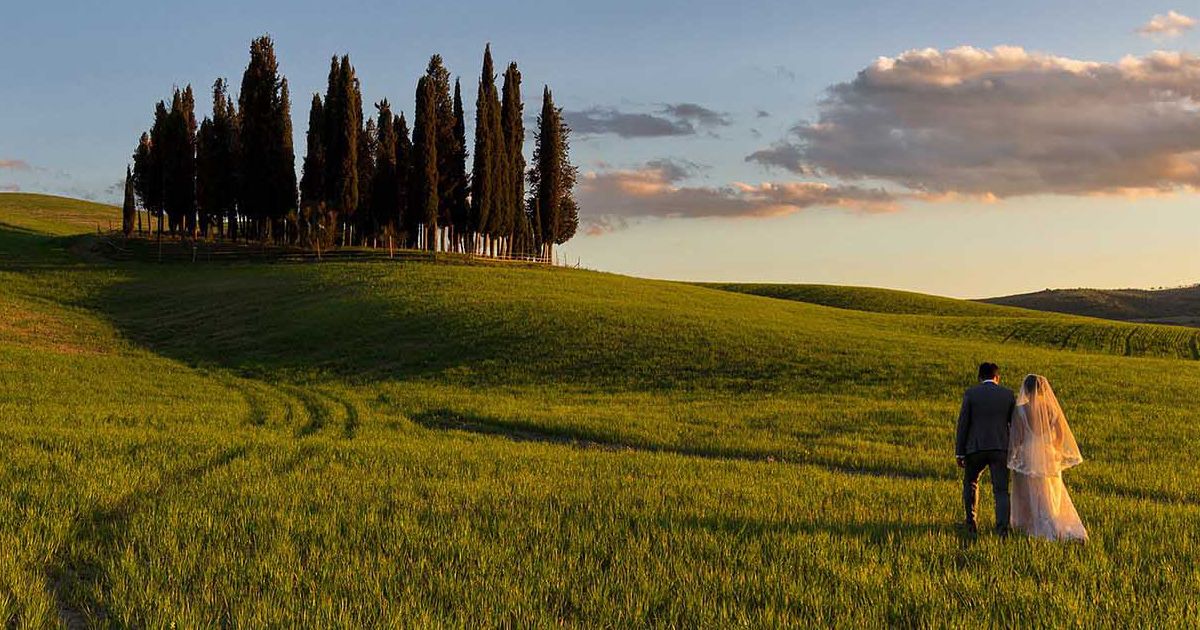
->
<box><xmin>411</xmin><ymin>75</ymin><xmax>439</xmax><ymax>250</ymax></box>
<box><xmin>529</xmin><ymin>86</ymin><xmax>578</xmax><ymax>261</ymax></box>
<box><xmin>500</xmin><ymin>62</ymin><xmax>527</xmax><ymax>254</ymax></box>
<box><xmin>126</xmin><ymin>36</ymin><xmax>579</xmax><ymax>258</ymax></box>
<box><xmin>471</xmin><ymin>44</ymin><xmax>504</xmax><ymax>255</ymax></box>
<box><xmin>238</xmin><ymin>35</ymin><xmax>293</xmax><ymax>242</ymax></box>
<box><xmin>122</xmin><ymin>165</ymin><xmax>136</xmax><ymax>237</ymax></box>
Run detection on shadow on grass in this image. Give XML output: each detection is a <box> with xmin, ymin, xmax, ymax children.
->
<box><xmin>86</xmin><ymin>262</ymin><xmax>499</xmax><ymax>384</ymax></box>
<box><xmin>0</xmin><ymin>224</ymin><xmax>93</xmax><ymax>272</ymax></box>
<box><xmin>73</xmin><ymin>237</ymin><xmax>907</xmax><ymax>393</ymax></box>
<box><xmin>411</xmin><ymin>408</ymin><xmax>945</xmax><ymax>481</ymax></box>
<box><xmin>416</xmin><ymin>408</ymin><xmax>982</xmax><ymax>546</ymax></box>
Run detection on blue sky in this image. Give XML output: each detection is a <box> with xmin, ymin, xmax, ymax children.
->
<box><xmin>1</xmin><ymin>1</ymin><xmax>1197</xmax><ymax>296</ymax></box>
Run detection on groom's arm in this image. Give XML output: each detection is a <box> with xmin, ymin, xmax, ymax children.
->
<box><xmin>955</xmin><ymin>392</ymin><xmax>971</xmax><ymax>460</ymax></box>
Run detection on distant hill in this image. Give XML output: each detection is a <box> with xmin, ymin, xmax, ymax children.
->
<box><xmin>701</xmin><ymin>282</ymin><xmax>1031</xmax><ymax>317</ymax></box>
<box><xmin>982</xmin><ymin>286</ymin><xmax>1200</xmax><ymax>327</ymax></box>
<box><xmin>0</xmin><ymin>192</ymin><xmax>116</xmax><ymax>235</ymax></box>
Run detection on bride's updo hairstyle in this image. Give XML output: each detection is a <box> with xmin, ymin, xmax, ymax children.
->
<box><xmin>1023</xmin><ymin>374</ymin><xmax>1040</xmax><ymax>398</ymax></box>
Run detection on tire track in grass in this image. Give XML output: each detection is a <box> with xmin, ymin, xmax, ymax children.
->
<box><xmin>276</xmin><ymin>383</ymin><xmax>334</xmax><ymax>438</ymax></box>
<box><xmin>280</xmin><ymin>384</ymin><xmax>359</xmax><ymax>439</ymax></box>
<box><xmin>45</xmin><ymin>445</ymin><xmax>249</xmax><ymax>629</ymax></box>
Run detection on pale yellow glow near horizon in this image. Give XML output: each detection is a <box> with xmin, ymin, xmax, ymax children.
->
<box><xmin>562</xmin><ymin>193</ymin><xmax>1200</xmax><ymax>299</ymax></box>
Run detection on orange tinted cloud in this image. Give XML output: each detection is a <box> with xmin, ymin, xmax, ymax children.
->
<box><xmin>749</xmin><ymin>47</ymin><xmax>1200</xmax><ymax>198</ymax></box>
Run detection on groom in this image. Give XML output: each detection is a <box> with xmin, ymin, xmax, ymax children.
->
<box><xmin>955</xmin><ymin>362</ymin><xmax>1016</xmax><ymax>535</ymax></box>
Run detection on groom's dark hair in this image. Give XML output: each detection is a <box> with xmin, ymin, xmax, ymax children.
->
<box><xmin>978</xmin><ymin>362</ymin><xmax>1000</xmax><ymax>381</ymax></box>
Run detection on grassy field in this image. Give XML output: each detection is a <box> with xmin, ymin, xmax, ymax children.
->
<box><xmin>1</xmin><ymin>192</ymin><xmax>1198</xmax><ymax>627</ymax></box>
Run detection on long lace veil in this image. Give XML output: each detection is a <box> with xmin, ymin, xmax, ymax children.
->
<box><xmin>1008</xmin><ymin>374</ymin><xmax>1083</xmax><ymax>477</ymax></box>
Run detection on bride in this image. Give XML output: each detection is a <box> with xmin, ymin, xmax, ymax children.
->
<box><xmin>1008</xmin><ymin>374</ymin><xmax>1088</xmax><ymax>541</ymax></box>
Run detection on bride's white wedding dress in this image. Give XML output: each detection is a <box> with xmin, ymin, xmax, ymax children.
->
<box><xmin>1008</xmin><ymin>375</ymin><xmax>1088</xmax><ymax>542</ymax></box>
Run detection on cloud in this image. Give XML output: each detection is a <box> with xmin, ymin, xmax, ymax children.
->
<box><xmin>755</xmin><ymin>110</ymin><xmax>771</xmax><ymax>118</ymax></box>
<box><xmin>745</xmin><ymin>142</ymin><xmax>813</xmax><ymax>175</ymax></box>
<box><xmin>657</xmin><ymin>102</ymin><xmax>731</xmax><ymax>127</ymax></box>
<box><xmin>564</xmin><ymin>107</ymin><xmax>692</xmax><ymax>138</ymax></box>
<box><xmin>643</xmin><ymin>157</ymin><xmax>708</xmax><ymax>181</ymax></box>
<box><xmin>0</xmin><ymin>184</ymin><xmax>20</xmax><ymax>192</ymax></box>
<box><xmin>564</xmin><ymin>102</ymin><xmax>729</xmax><ymax>138</ymax></box>
<box><xmin>577</xmin><ymin>160</ymin><xmax>897</xmax><ymax>233</ymax></box>
<box><xmin>103</xmin><ymin>179</ymin><xmax>125</xmax><ymax>198</ymax></box>
<box><xmin>1137</xmin><ymin>10</ymin><xmax>1196</xmax><ymax>38</ymax></box>
<box><xmin>0</xmin><ymin>159</ymin><xmax>31</xmax><ymax>171</ymax></box>
<box><xmin>747</xmin><ymin>46</ymin><xmax>1200</xmax><ymax>198</ymax></box>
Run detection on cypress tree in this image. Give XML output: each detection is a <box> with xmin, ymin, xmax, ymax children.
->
<box><xmin>163</xmin><ymin>86</ymin><xmax>197</xmax><ymax>237</ymax></box>
<box><xmin>274</xmin><ymin>78</ymin><xmax>298</xmax><ymax>243</ymax></box>
<box><xmin>149</xmin><ymin>101</ymin><xmax>169</xmax><ymax>236</ymax></box>
<box><xmin>238</xmin><ymin>35</ymin><xmax>293</xmax><ymax>242</ymax></box>
<box><xmin>323</xmin><ymin>55</ymin><xmax>361</xmax><ymax>244</ymax></box>
<box><xmin>132</xmin><ymin>131</ymin><xmax>158</xmax><ymax>235</ymax></box>
<box><xmin>357</xmin><ymin>116</ymin><xmax>376</xmax><ymax>240</ymax></box>
<box><xmin>197</xmin><ymin>116</ymin><xmax>215</xmax><ymax>235</ymax></box>
<box><xmin>471</xmin><ymin>44</ymin><xmax>504</xmax><ymax>255</ymax></box>
<box><xmin>122</xmin><ymin>165</ymin><xmax>136</xmax><ymax>237</ymax></box>
<box><xmin>299</xmin><ymin>93</ymin><xmax>326</xmax><ymax>243</ymax></box>
<box><xmin>426</xmin><ymin>55</ymin><xmax>458</xmax><ymax>250</ymax></box>
<box><xmin>529</xmin><ymin>86</ymin><xmax>578</xmax><ymax>261</ymax></box>
<box><xmin>450</xmin><ymin>79</ymin><xmax>470</xmax><ymax>252</ymax></box>
<box><xmin>371</xmin><ymin>100</ymin><xmax>399</xmax><ymax>240</ymax></box>
<box><xmin>411</xmin><ymin>76</ymin><xmax>439</xmax><ymax>250</ymax></box>
<box><xmin>395</xmin><ymin>113</ymin><xmax>413</xmax><ymax>242</ymax></box>
<box><xmin>500</xmin><ymin>62</ymin><xmax>527</xmax><ymax>254</ymax></box>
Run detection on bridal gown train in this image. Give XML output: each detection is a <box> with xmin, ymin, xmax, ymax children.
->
<box><xmin>1008</xmin><ymin>375</ymin><xmax>1088</xmax><ymax>542</ymax></box>
<box><xmin>1010</xmin><ymin>469</ymin><xmax>1087</xmax><ymax>541</ymax></box>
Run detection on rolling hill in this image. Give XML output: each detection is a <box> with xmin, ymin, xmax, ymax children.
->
<box><xmin>2</xmin><ymin>193</ymin><xmax>1198</xmax><ymax>627</ymax></box>
<box><xmin>983</xmin><ymin>286</ymin><xmax>1200</xmax><ymax>327</ymax></box>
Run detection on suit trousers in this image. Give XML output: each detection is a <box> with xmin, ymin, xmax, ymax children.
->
<box><xmin>963</xmin><ymin>449</ymin><xmax>1010</xmax><ymax>531</ymax></box>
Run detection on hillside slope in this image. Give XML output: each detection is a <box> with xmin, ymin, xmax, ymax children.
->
<box><xmin>702</xmin><ymin>282</ymin><xmax>1024</xmax><ymax>316</ymax></box>
<box><xmin>983</xmin><ymin>286</ymin><xmax>1200</xmax><ymax>327</ymax></box>
<box><xmin>2</xmin><ymin>194</ymin><xmax>1199</xmax><ymax>627</ymax></box>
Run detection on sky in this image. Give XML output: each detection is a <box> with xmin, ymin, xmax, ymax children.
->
<box><xmin>1</xmin><ymin>0</ymin><xmax>1198</xmax><ymax>297</ymax></box>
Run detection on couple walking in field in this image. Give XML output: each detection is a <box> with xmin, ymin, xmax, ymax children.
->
<box><xmin>955</xmin><ymin>362</ymin><xmax>1088</xmax><ymax>541</ymax></box>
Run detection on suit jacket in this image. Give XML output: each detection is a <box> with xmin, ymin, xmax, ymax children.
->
<box><xmin>955</xmin><ymin>381</ymin><xmax>1016</xmax><ymax>457</ymax></box>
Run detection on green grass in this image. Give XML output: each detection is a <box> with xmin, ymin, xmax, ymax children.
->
<box><xmin>2</xmin><ymin>193</ymin><xmax>1199</xmax><ymax>627</ymax></box>
<box><xmin>702</xmin><ymin>281</ymin><xmax>1027</xmax><ymax>316</ymax></box>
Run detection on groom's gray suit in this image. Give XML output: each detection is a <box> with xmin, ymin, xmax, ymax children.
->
<box><xmin>956</xmin><ymin>380</ymin><xmax>1016</xmax><ymax>532</ymax></box>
